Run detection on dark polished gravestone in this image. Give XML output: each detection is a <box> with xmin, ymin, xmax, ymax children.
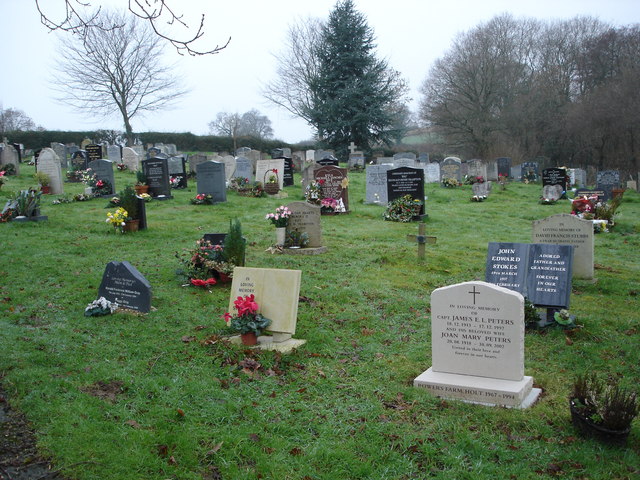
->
<box><xmin>386</xmin><ymin>166</ymin><xmax>425</xmax><ymax>220</ymax></box>
<box><xmin>98</xmin><ymin>261</ymin><xmax>152</xmax><ymax>313</ymax></box>
<box><xmin>542</xmin><ymin>168</ymin><xmax>567</xmax><ymax>193</ymax></box>
<box><xmin>196</xmin><ymin>160</ymin><xmax>227</xmax><ymax>203</ymax></box>
<box><xmin>168</xmin><ymin>155</ymin><xmax>188</xmax><ymax>189</ymax></box>
<box><xmin>596</xmin><ymin>170</ymin><xmax>620</xmax><ymax>201</ymax></box>
<box><xmin>85</xmin><ymin>144</ymin><xmax>103</xmax><ymax>162</ymax></box>
<box><xmin>282</xmin><ymin>157</ymin><xmax>294</xmax><ymax>187</ymax></box>
<box><xmin>485</xmin><ymin>242</ymin><xmax>573</xmax><ymax>309</ymax></box>
<box><xmin>142</xmin><ymin>157</ymin><xmax>172</xmax><ymax>199</ymax></box>
<box><xmin>316</xmin><ymin>156</ymin><xmax>339</xmax><ymax>167</ymax></box>
<box><xmin>70</xmin><ymin>150</ymin><xmax>88</xmax><ymax>171</ymax></box>
<box><xmin>314</xmin><ymin>165</ymin><xmax>349</xmax><ymax>213</ymax></box>
<box><xmin>496</xmin><ymin>157</ymin><xmax>512</xmax><ymax>178</ymax></box>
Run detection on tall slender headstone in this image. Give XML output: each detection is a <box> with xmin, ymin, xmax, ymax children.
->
<box><xmin>196</xmin><ymin>161</ymin><xmax>226</xmax><ymax>203</ymax></box>
<box><xmin>36</xmin><ymin>148</ymin><xmax>64</xmax><ymax>195</ymax></box>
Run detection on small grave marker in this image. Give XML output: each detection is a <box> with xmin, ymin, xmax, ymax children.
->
<box><xmin>98</xmin><ymin>261</ymin><xmax>152</xmax><ymax>313</ymax></box>
<box><xmin>406</xmin><ymin>223</ymin><xmax>437</xmax><ymax>259</ymax></box>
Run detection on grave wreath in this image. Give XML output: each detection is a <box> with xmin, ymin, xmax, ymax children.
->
<box><xmin>383</xmin><ymin>195</ymin><xmax>423</xmax><ymax>222</ymax></box>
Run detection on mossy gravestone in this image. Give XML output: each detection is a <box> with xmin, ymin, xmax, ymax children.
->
<box><xmin>98</xmin><ymin>261</ymin><xmax>152</xmax><ymax>313</ymax></box>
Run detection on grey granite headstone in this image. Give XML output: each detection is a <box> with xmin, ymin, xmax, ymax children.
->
<box><xmin>189</xmin><ymin>154</ymin><xmax>208</xmax><ymax>174</ymax></box>
<box><xmin>486</xmin><ymin>161</ymin><xmax>498</xmax><ymax>181</ymax></box>
<box><xmin>196</xmin><ymin>161</ymin><xmax>227</xmax><ymax>202</ymax></box>
<box><xmin>286</xmin><ymin>201</ymin><xmax>324</xmax><ymax>249</ymax></box>
<box><xmin>234</xmin><ymin>156</ymin><xmax>253</xmax><ymax>182</ymax></box>
<box><xmin>596</xmin><ymin>170</ymin><xmax>620</xmax><ymax>201</ymax></box>
<box><xmin>440</xmin><ymin>157</ymin><xmax>461</xmax><ymax>182</ymax></box>
<box><xmin>365</xmin><ymin>164</ymin><xmax>393</xmax><ymax>204</ymax></box>
<box><xmin>51</xmin><ymin>143</ymin><xmax>68</xmax><ymax>168</ymax></box>
<box><xmin>122</xmin><ymin>147</ymin><xmax>139</xmax><ymax>171</ymax></box>
<box><xmin>87</xmin><ymin>159</ymin><xmax>115</xmax><ymax>195</ymax></box>
<box><xmin>472</xmin><ymin>182</ymin><xmax>489</xmax><ymax>198</ymax></box>
<box><xmin>98</xmin><ymin>261</ymin><xmax>152</xmax><ymax>313</ymax></box>
<box><xmin>467</xmin><ymin>159</ymin><xmax>486</xmax><ymax>179</ymax></box>
<box><xmin>425</xmin><ymin>163</ymin><xmax>440</xmax><ymax>183</ymax></box>
<box><xmin>0</xmin><ymin>144</ymin><xmax>19</xmax><ymax>174</ymax></box>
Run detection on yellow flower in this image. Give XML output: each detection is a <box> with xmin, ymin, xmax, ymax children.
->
<box><xmin>341</xmin><ymin>178</ymin><xmax>349</xmax><ymax>188</ymax></box>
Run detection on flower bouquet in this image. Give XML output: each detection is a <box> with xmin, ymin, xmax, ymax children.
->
<box><xmin>85</xmin><ymin>297</ymin><xmax>118</xmax><ymax>317</ymax></box>
<box><xmin>176</xmin><ymin>239</ymin><xmax>235</xmax><ymax>285</ymax></box>
<box><xmin>190</xmin><ymin>193</ymin><xmax>214</xmax><ymax>205</ymax></box>
<box><xmin>305</xmin><ymin>179</ymin><xmax>324</xmax><ymax>205</ymax></box>
<box><xmin>441</xmin><ymin>177</ymin><xmax>459</xmax><ymax>188</ymax></box>
<box><xmin>265</xmin><ymin>205</ymin><xmax>291</xmax><ymax>228</ymax></box>
<box><xmin>106</xmin><ymin>207</ymin><xmax>129</xmax><ymax>233</ymax></box>
<box><xmin>170</xmin><ymin>176</ymin><xmax>182</xmax><ymax>189</ymax></box>
<box><xmin>471</xmin><ymin>195</ymin><xmax>486</xmax><ymax>202</ymax></box>
<box><xmin>223</xmin><ymin>294</ymin><xmax>271</xmax><ymax>345</ymax></box>
<box><xmin>116</xmin><ymin>163</ymin><xmax>128</xmax><ymax>171</ymax></box>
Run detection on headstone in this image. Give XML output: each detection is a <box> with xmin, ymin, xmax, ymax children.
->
<box><xmin>486</xmin><ymin>161</ymin><xmax>498</xmax><ymax>181</ymax></box>
<box><xmin>365</xmin><ymin>164</ymin><xmax>393</xmax><ymax>204</ymax></box>
<box><xmin>51</xmin><ymin>143</ymin><xmax>68</xmax><ymax>168</ymax></box>
<box><xmin>228</xmin><ymin>267</ymin><xmax>304</xmax><ymax>349</ymax></box>
<box><xmin>255</xmin><ymin>159</ymin><xmax>285</xmax><ymax>190</ymax></box>
<box><xmin>393</xmin><ymin>152</ymin><xmax>417</xmax><ymax>162</ymax></box>
<box><xmin>196</xmin><ymin>161</ymin><xmax>226</xmax><ymax>203</ymax></box>
<box><xmin>301</xmin><ymin>162</ymin><xmax>320</xmax><ymax>190</ymax></box>
<box><xmin>574</xmin><ymin>188</ymin><xmax>606</xmax><ymax>201</ymax></box>
<box><xmin>472</xmin><ymin>181</ymin><xmax>490</xmax><ymax>198</ymax></box>
<box><xmin>467</xmin><ymin>159</ymin><xmax>486</xmax><ymax>179</ymax></box>
<box><xmin>425</xmin><ymin>162</ymin><xmax>440</xmax><ymax>183</ymax></box>
<box><xmin>418</xmin><ymin>153</ymin><xmax>430</xmax><ymax>163</ymax></box>
<box><xmin>532</xmin><ymin>214</ymin><xmax>594</xmax><ymax>280</ymax></box>
<box><xmin>348</xmin><ymin>152</ymin><xmax>365</xmax><ymax>169</ymax></box>
<box><xmin>291</xmin><ymin>151</ymin><xmax>305</xmax><ymax>171</ymax></box>
<box><xmin>80</xmin><ymin>138</ymin><xmax>91</xmax><ymax>149</ymax></box>
<box><xmin>573</xmin><ymin>168</ymin><xmax>587</xmax><ymax>188</ymax></box>
<box><xmin>542</xmin><ymin>168</ymin><xmax>567</xmax><ymax>194</ymax></box>
<box><xmin>305</xmin><ymin>150</ymin><xmax>315</xmax><ymax>162</ymax></box>
<box><xmin>414</xmin><ymin>281</ymin><xmax>540</xmax><ymax>408</ymax></box>
<box><xmin>87</xmin><ymin>159</ymin><xmax>115</xmax><ymax>195</ymax></box>
<box><xmin>147</xmin><ymin>147</ymin><xmax>162</xmax><ymax>159</ymax></box>
<box><xmin>314</xmin><ymin>165</ymin><xmax>349</xmax><ymax>212</ymax></box>
<box><xmin>393</xmin><ymin>157</ymin><xmax>416</xmax><ymax>168</ymax></box>
<box><xmin>36</xmin><ymin>148</ymin><xmax>64</xmax><ymax>195</ymax></box>
<box><xmin>188</xmin><ymin>154</ymin><xmax>208</xmax><ymax>175</ymax></box>
<box><xmin>98</xmin><ymin>261</ymin><xmax>152</xmax><ymax>313</ymax></box>
<box><xmin>496</xmin><ymin>157</ymin><xmax>511</xmax><ymax>178</ymax></box>
<box><xmin>314</xmin><ymin>150</ymin><xmax>334</xmax><ymax>162</ymax></box>
<box><xmin>85</xmin><ymin>144</ymin><xmax>102</xmax><ymax>162</ymax></box>
<box><xmin>234</xmin><ymin>156</ymin><xmax>253</xmax><ymax>182</ymax></box>
<box><xmin>222</xmin><ymin>155</ymin><xmax>237</xmax><ymax>183</ymax></box>
<box><xmin>168</xmin><ymin>155</ymin><xmax>188</xmax><ymax>188</ymax></box>
<box><xmin>282</xmin><ymin>157</ymin><xmax>294</xmax><ymax>187</ymax></box>
<box><xmin>236</xmin><ymin>146</ymin><xmax>252</xmax><ymax>157</ymax></box>
<box><xmin>121</xmin><ymin>147</ymin><xmax>139</xmax><ymax>171</ymax></box>
<box><xmin>107</xmin><ymin>145</ymin><xmax>122</xmax><ymax>164</ymax></box>
<box><xmin>141</xmin><ymin>158</ymin><xmax>172</xmax><ymax>199</ymax></box>
<box><xmin>386</xmin><ymin>166</ymin><xmax>425</xmax><ymax>219</ymax></box>
<box><xmin>511</xmin><ymin>164</ymin><xmax>522</xmax><ymax>181</ymax></box>
<box><xmin>166</xmin><ymin>144</ymin><xmax>177</xmax><ymax>155</ymax></box>
<box><xmin>521</xmin><ymin>162</ymin><xmax>539</xmax><ymax>182</ymax></box>
<box><xmin>440</xmin><ymin>157</ymin><xmax>461</xmax><ymax>183</ymax></box>
<box><xmin>316</xmin><ymin>156</ymin><xmax>339</xmax><ymax>167</ymax></box>
<box><xmin>285</xmin><ymin>202</ymin><xmax>327</xmax><ymax>253</ymax></box>
<box><xmin>485</xmin><ymin>242</ymin><xmax>573</xmax><ymax>308</ymax></box>
<box><xmin>132</xmin><ymin>144</ymin><xmax>144</xmax><ymax>156</ymax></box>
<box><xmin>67</xmin><ymin>145</ymin><xmax>79</xmax><ymax>158</ymax></box>
<box><xmin>596</xmin><ymin>170</ymin><xmax>620</xmax><ymax>201</ymax></box>
<box><xmin>70</xmin><ymin>150</ymin><xmax>88</xmax><ymax>171</ymax></box>
<box><xmin>0</xmin><ymin>144</ymin><xmax>20</xmax><ymax>174</ymax></box>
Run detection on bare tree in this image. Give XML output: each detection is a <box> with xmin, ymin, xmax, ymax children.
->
<box><xmin>53</xmin><ymin>9</ymin><xmax>188</xmax><ymax>146</ymax></box>
<box><xmin>208</xmin><ymin>110</ymin><xmax>274</xmax><ymax>151</ymax></box>
<box><xmin>34</xmin><ymin>0</ymin><xmax>230</xmax><ymax>56</ymax></box>
<box><xmin>0</xmin><ymin>105</ymin><xmax>36</xmax><ymax>135</ymax></box>
<box><xmin>262</xmin><ymin>16</ymin><xmax>324</xmax><ymax>122</ymax></box>
<box><xmin>208</xmin><ymin>112</ymin><xmax>242</xmax><ymax>151</ymax></box>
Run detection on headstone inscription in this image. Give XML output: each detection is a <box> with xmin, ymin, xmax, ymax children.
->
<box><xmin>440</xmin><ymin>157</ymin><xmax>461</xmax><ymax>183</ymax></box>
<box><xmin>386</xmin><ymin>167</ymin><xmax>425</xmax><ymax>219</ymax></box>
<box><xmin>36</xmin><ymin>148</ymin><xmax>64</xmax><ymax>195</ymax></box>
<box><xmin>87</xmin><ymin>159</ymin><xmax>115</xmax><ymax>195</ymax></box>
<box><xmin>196</xmin><ymin>161</ymin><xmax>226</xmax><ymax>203</ymax></box>
<box><xmin>167</xmin><ymin>155</ymin><xmax>187</xmax><ymax>188</ymax></box>
<box><xmin>365</xmin><ymin>164</ymin><xmax>393</xmax><ymax>204</ymax></box>
<box><xmin>532</xmin><ymin>214</ymin><xmax>594</xmax><ymax>280</ymax></box>
<box><xmin>316</xmin><ymin>156</ymin><xmax>339</xmax><ymax>167</ymax></box>
<box><xmin>414</xmin><ymin>281</ymin><xmax>540</xmax><ymax>408</ymax></box>
<box><xmin>85</xmin><ymin>144</ymin><xmax>102</xmax><ymax>162</ymax></box>
<box><xmin>98</xmin><ymin>261</ymin><xmax>152</xmax><ymax>313</ymax></box>
<box><xmin>596</xmin><ymin>170</ymin><xmax>620</xmax><ymax>201</ymax></box>
<box><xmin>496</xmin><ymin>157</ymin><xmax>511</xmax><ymax>178</ymax></box>
<box><xmin>234</xmin><ymin>157</ymin><xmax>253</xmax><ymax>182</ymax></box>
<box><xmin>314</xmin><ymin>165</ymin><xmax>349</xmax><ymax>213</ymax></box>
<box><xmin>485</xmin><ymin>242</ymin><xmax>573</xmax><ymax>309</ymax></box>
<box><xmin>285</xmin><ymin>202</ymin><xmax>327</xmax><ymax>254</ymax></box>
<box><xmin>228</xmin><ymin>267</ymin><xmax>305</xmax><ymax>351</ymax></box>
<box><xmin>141</xmin><ymin>158</ymin><xmax>172</xmax><ymax>199</ymax></box>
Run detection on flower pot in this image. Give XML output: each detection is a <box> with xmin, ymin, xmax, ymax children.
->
<box><xmin>40</xmin><ymin>185</ymin><xmax>50</xmax><ymax>194</ymax></box>
<box><xmin>134</xmin><ymin>185</ymin><xmax>149</xmax><ymax>195</ymax></box>
<box><xmin>217</xmin><ymin>272</ymin><xmax>232</xmax><ymax>284</ymax></box>
<box><xmin>275</xmin><ymin>227</ymin><xmax>286</xmax><ymax>246</ymax></box>
<box><xmin>240</xmin><ymin>332</ymin><xmax>258</xmax><ymax>346</ymax></box>
<box><xmin>569</xmin><ymin>400</ymin><xmax>631</xmax><ymax>445</ymax></box>
<box><xmin>123</xmin><ymin>219</ymin><xmax>140</xmax><ymax>232</ymax></box>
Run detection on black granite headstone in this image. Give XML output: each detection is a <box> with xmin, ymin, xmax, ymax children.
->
<box><xmin>496</xmin><ymin>157</ymin><xmax>512</xmax><ymax>178</ymax></box>
<box><xmin>168</xmin><ymin>155</ymin><xmax>188</xmax><ymax>188</ymax></box>
<box><xmin>282</xmin><ymin>157</ymin><xmax>294</xmax><ymax>187</ymax></box>
<box><xmin>85</xmin><ymin>144</ymin><xmax>102</xmax><ymax>162</ymax></box>
<box><xmin>71</xmin><ymin>150</ymin><xmax>88</xmax><ymax>170</ymax></box>
<box><xmin>542</xmin><ymin>168</ymin><xmax>567</xmax><ymax>192</ymax></box>
<box><xmin>386</xmin><ymin>167</ymin><xmax>425</xmax><ymax>219</ymax></box>
<box><xmin>596</xmin><ymin>170</ymin><xmax>620</xmax><ymax>201</ymax></box>
<box><xmin>98</xmin><ymin>261</ymin><xmax>152</xmax><ymax>313</ymax></box>
<box><xmin>521</xmin><ymin>162</ymin><xmax>539</xmax><ymax>182</ymax></box>
<box><xmin>142</xmin><ymin>158</ymin><xmax>172</xmax><ymax>199</ymax></box>
<box><xmin>317</xmin><ymin>157</ymin><xmax>339</xmax><ymax>167</ymax></box>
<box><xmin>485</xmin><ymin>242</ymin><xmax>573</xmax><ymax>308</ymax></box>
<box><xmin>574</xmin><ymin>188</ymin><xmax>606</xmax><ymax>201</ymax></box>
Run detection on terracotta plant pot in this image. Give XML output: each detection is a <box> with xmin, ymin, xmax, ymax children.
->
<box><xmin>134</xmin><ymin>185</ymin><xmax>149</xmax><ymax>195</ymax></box>
<box><xmin>123</xmin><ymin>219</ymin><xmax>140</xmax><ymax>232</ymax></box>
<box><xmin>240</xmin><ymin>332</ymin><xmax>258</xmax><ymax>346</ymax></box>
<box><xmin>40</xmin><ymin>186</ymin><xmax>51</xmax><ymax>194</ymax></box>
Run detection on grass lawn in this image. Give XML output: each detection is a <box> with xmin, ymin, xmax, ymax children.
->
<box><xmin>1</xmin><ymin>163</ymin><xmax>639</xmax><ymax>479</ymax></box>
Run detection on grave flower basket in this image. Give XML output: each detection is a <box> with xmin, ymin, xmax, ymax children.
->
<box><xmin>569</xmin><ymin>373</ymin><xmax>638</xmax><ymax>445</ymax></box>
<box><xmin>263</xmin><ymin>169</ymin><xmax>280</xmax><ymax>195</ymax></box>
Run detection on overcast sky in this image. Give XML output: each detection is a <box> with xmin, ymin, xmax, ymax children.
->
<box><xmin>1</xmin><ymin>0</ymin><xmax>639</xmax><ymax>144</ymax></box>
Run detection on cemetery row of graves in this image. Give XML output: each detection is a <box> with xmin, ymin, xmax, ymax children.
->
<box><xmin>0</xmin><ymin>141</ymin><xmax>639</xmax><ymax>479</ymax></box>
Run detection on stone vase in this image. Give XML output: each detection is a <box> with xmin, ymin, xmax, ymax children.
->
<box><xmin>275</xmin><ymin>227</ymin><xmax>286</xmax><ymax>246</ymax></box>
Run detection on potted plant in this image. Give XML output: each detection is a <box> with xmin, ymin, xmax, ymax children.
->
<box><xmin>135</xmin><ymin>170</ymin><xmax>148</xmax><ymax>194</ymax></box>
<box><xmin>265</xmin><ymin>205</ymin><xmax>291</xmax><ymax>246</ymax></box>
<box><xmin>223</xmin><ymin>294</ymin><xmax>271</xmax><ymax>345</ymax></box>
<box><xmin>117</xmin><ymin>185</ymin><xmax>139</xmax><ymax>231</ymax></box>
<box><xmin>569</xmin><ymin>373</ymin><xmax>638</xmax><ymax>445</ymax></box>
<box><xmin>34</xmin><ymin>171</ymin><xmax>51</xmax><ymax>194</ymax></box>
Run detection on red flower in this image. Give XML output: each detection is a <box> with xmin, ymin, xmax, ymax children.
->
<box><xmin>190</xmin><ymin>278</ymin><xmax>216</xmax><ymax>287</ymax></box>
<box><xmin>223</xmin><ymin>312</ymin><xmax>232</xmax><ymax>325</ymax></box>
<box><xmin>233</xmin><ymin>294</ymin><xmax>259</xmax><ymax>316</ymax></box>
